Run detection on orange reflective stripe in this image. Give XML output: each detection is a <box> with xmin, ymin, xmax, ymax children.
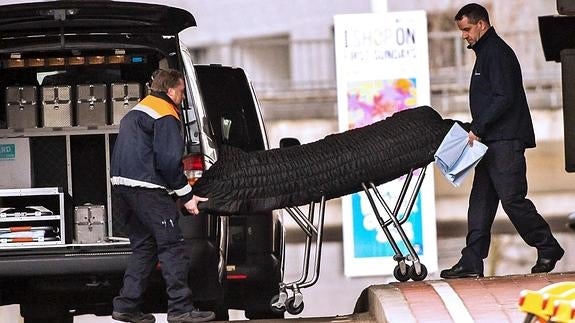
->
<box><xmin>139</xmin><ymin>95</ymin><xmax>180</xmax><ymax>121</ymax></box>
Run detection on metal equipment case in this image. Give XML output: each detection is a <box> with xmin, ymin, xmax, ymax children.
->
<box><xmin>111</xmin><ymin>82</ymin><xmax>141</xmax><ymax>125</ymax></box>
<box><xmin>76</xmin><ymin>84</ymin><xmax>107</xmax><ymax>126</ymax></box>
<box><xmin>73</xmin><ymin>204</ymin><xmax>107</xmax><ymax>243</ymax></box>
<box><xmin>42</xmin><ymin>85</ymin><xmax>72</xmax><ymax>127</ymax></box>
<box><xmin>5</xmin><ymin>86</ymin><xmax>38</xmax><ymax>129</ymax></box>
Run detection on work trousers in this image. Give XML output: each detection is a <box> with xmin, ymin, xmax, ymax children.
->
<box><xmin>460</xmin><ymin>140</ymin><xmax>562</xmax><ymax>271</ymax></box>
<box><xmin>112</xmin><ymin>186</ymin><xmax>195</xmax><ymax>315</ymax></box>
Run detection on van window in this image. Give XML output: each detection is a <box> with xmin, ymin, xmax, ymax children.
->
<box><xmin>194</xmin><ymin>65</ymin><xmax>265</xmax><ymax>152</ymax></box>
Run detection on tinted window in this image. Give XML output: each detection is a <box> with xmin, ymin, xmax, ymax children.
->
<box><xmin>194</xmin><ymin>65</ymin><xmax>266</xmax><ymax>152</ymax></box>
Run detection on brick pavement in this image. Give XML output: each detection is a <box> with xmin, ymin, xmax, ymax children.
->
<box><xmin>356</xmin><ymin>272</ymin><xmax>575</xmax><ymax>322</ymax></box>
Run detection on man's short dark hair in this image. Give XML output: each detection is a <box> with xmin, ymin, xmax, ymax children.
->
<box><xmin>455</xmin><ymin>3</ymin><xmax>490</xmax><ymax>25</ymax></box>
<box><xmin>150</xmin><ymin>69</ymin><xmax>183</xmax><ymax>92</ymax></box>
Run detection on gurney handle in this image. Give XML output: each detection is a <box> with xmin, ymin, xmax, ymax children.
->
<box><xmin>0</xmin><ymin>226</ymin><xmax>55</xmax><ymax>233</ymax></box>
<box><xmin>10</xmin><ymin>226</ymin><xmax>33</xmax><ymax>232</ymax></box>
<box><xmin>12</xmin><ymin>237</ymin><xmax>33</xmax><ymax>243</ymax></box>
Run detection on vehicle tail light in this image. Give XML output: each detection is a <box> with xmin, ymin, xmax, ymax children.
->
<box><xmin>226</xmin><ymin>265</ymin><xmax>248</xmax><ymax>280</ymax></box>
<box><xmin>183</xmin><ymin>154</ymin><xmax>204</xmax><ymax>185</ymax></box>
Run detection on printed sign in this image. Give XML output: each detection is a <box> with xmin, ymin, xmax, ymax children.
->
<box><xmin>0</xmin><ymin>144</ymin><xmax>16</xmax><ymax>160</ymax></box>
<box><xmin>334</xmin><ymin>11</ymin><xmax>438</xmax><ymax>277</ymax></box>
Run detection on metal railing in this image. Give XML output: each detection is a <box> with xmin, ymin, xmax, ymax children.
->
<box><xmin>190</xmin><ymin>30</ymin><xmax>562</xmax><ymax>107</ymax></box>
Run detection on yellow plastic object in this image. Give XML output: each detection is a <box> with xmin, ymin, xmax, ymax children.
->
<box><xmin>549</xmin><ymin>299</ymin><xmax>575</xmax><ymax>323</ymax></box>
<box><xmin>518</xmin><ymin>282</ymin><xmax>575</xmax><ymax>322</ymax></box>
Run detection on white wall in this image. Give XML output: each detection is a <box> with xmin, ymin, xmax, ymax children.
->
<box><xmin>180</xmin><ymin>0</ymin><xmax>372</xmax><ymax>44</ymax></box>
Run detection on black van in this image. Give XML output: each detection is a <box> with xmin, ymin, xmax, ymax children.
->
<box><xmin>0</xmin><ymin>1</ymin><xmax>283</xmax><ymax>322</ymax></box>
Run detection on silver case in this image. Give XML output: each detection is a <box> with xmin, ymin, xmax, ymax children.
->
<box><xmin>111</xmin><ymin>82</ymin><xmax>141</xmax><ymax>125</ymax></box>
<box><xmin>6</xmin><ymin>86</ymin><xmax>38</xmax><ymax>129</ymax></box>
<box><xmin>74</xmin><ymin>204</ymin><xmax>107</xmax><ymax>244</ymax></box>
<box><xmin>76</xmin><ymin>84</ymin><xmax>107</xmax><ymax>126</ymax></box>
<box><xmin>42</xmin><ymin>86</ymin><xmax>72</xmax><ymax>127</ymax></box>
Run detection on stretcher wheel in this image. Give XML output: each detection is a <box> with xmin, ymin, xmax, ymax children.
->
<box><xmin>409</xmin><ymin>264</ymin><xmax>427</xmax><ymax>281</ymax></box>
<box><xmin>393</xmin><ymin>264</ymin><xmax>411</xmax><ymax>282</ymax></box>
<box><xmin>286</xmin><ymin>297</ymin><xmax>304</xmax><ymax>315</ymax></box>
<box><xmin>269</xmin><ymin>294</ymin><xmax>286</xmax><ymax>314</ymax></box>
<box><xmin>522</xmin><ymin>313</ymin><xmax>538</xmax><ymax>323</ymax></box>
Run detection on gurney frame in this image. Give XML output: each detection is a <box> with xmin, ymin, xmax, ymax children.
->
<box><xmin>270</xmin><ymin>166</ymin><xmax>428</xmax><ymax>315</ymax></box>
<box><xmin>270</xmin><ymin>196</ymin><xmax>326</xmax><ymax>315</ymax></box>
<box><xmin>361</xmin><ymin>166</ymin><xmax>428</xmax><ymax>282</ymax></box>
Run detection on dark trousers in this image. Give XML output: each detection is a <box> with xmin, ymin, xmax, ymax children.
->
<box><xmin>112</xmin><ymin>186</ymin><xmax>195</xmax><ymax>315</ymax></box>
<box><xmin>460</xmin><ymin>140</ymin><xmax>562</xmax><ymax>271</ymax></box>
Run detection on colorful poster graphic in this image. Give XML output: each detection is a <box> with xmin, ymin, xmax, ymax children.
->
<box><xmin>347</xmin><ymin>78</ymin><xmax>417</xmax><ymax>128</ymax></box>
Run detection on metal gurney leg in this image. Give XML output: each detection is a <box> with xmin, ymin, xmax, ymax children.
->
<box><xmin>271</xmin><ymin>195</ymin><xmax>326</xmax><ymax>315</ymax></box>
<box><xmin>361</xmin><ymin>166</ymin><xmax>428</xmax><ymax>282</ymax></box>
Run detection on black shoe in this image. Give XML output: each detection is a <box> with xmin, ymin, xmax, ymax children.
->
<box><xmin>440</xmin><ymin>264</ymin><xmax>483</xmax><ymax>279</ymax></box>
<box><xmin>112</xmin><ymin>311</ymin><xmax>156</xmax><ymax>323</ymax></box>
<box><xmin>532</xmin><ymin>249</ymin><xmax>564</xmax><ymax>274</ymax></box>
<box><xmin>167</xmin><ymin>310</ymin><xmax>216</xmax><ymax>323</ymax></box>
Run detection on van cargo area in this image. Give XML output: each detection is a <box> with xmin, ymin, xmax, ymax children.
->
<box><xmin>0</xmin><ymin>47</ymin><xmax>168</xmax><ymax>251</ymax></box>
<box><xmin>0</xmin><ymin>2</ymin><xmax>284</xmax><ymax>322</ymax></box>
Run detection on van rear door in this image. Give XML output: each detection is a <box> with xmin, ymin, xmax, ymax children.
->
<box><xmin>0</xmin><ymin>0</ymin><xmax>195</xmax><ymax>37</ymax></box>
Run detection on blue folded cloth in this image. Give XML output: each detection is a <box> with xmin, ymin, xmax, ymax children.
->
<box><xmin>434</xmin><ymin>123</ymin><xmax>488</xmax><ymax>187</ymax></box>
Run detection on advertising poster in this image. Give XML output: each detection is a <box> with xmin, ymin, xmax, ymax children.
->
<box><xmin>334</xmin><ymin>11</ymin><xmax>438</xmax><ymax>277</ymax></box>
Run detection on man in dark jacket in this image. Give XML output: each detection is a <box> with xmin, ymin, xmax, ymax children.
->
<box><xmin>110</xmin><ymin>69</ymin><xmax>214</xmax><ymax>323</ymax></box>
<box><xmin>440</xmin><ymin>3</ymin><xmax>564</xmax><ymax>279</ymax></box>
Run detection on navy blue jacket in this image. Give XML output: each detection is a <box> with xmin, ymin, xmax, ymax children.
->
<box><xmin>110</xmin><ymin>92</ymin><xmax>194</xmax><ymax>203</ymax></box>
<box><xmin>469</xmin><ymin>27</ymin><xmax>536</xmax><ymax>148</ymax></box>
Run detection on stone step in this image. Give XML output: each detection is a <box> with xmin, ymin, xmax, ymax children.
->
<box><xmin>354</xmin><ymin>272</ymin><xmax>575</xmax><ymax>323</ymax></box>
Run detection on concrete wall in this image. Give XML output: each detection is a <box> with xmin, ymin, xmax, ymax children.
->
<box><xmin>180</xmin><ymin>0</ymin><xmax>372</xmax><ymax>43</ymax></box>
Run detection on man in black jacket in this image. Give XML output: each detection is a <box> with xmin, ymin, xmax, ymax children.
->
<box><xmin>440</xmin><ymin>3</ymin><xmax>564</xmax><ymax>279</ymax></box>
<box><xmin>110</xmin><ymin>69</ymin><xmax>214</xmax><ymax>323</ymax></box>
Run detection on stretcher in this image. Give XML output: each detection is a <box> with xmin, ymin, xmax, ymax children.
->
<box><xmin>270</xmin><ymin>165</ymin><xmax>429</xmax><ymax>315</ymax></box>
<box><xmin>0</xmin><ymin>225</ymin><xmax>59</xmax><ymax>244</ymax></box>
<box><xmin>0</xmin><ymin>225</ymin><xmax>57</xmax><ymax>233</ymax></box>
<box><xmin>0</xmin><ymin>236</ymin><xmax>59</xmax><ymax>243</ymax></box>
<box><xmin>192</xmin><ymin>106</ymin><xmax>455</xmax><ymax>315</ymax></box>
<box><xmin>193</xmin><ymin>105</ymin><xmax>454</xmax><ymax>215</ymax></box>
<box><xmin>0</xmin><ymin>206</ymin><xmax>53</xmax><ymax>217</ymax></box>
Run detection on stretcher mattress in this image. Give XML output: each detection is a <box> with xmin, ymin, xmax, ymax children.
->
<box><xmin>193</xmin><ymin>105</ymin><xmax>455</xmax><ymax>215</ymax></box>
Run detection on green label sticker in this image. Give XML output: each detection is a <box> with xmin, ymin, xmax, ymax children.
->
<box><xmin>0</xmin><ymin>144</ymin><xmax>15</xmax><ymax>160</ymax></box>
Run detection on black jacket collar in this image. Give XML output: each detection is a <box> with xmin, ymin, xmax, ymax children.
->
<box><xmin>470</xmin><ymin>26</ymin><xmax>496</xmax><ymax>53</ymax></box>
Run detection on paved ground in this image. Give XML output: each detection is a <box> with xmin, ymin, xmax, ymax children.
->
<box><xmin>357</xmin><ymin>271</ymin><xmax>575</xmax><ymax>322</ymax></box>
<box><xmin>4</xmin><ymin>272</ymin><xmax>575</xmax><ymax>322</ymax></box>
<box><xmin>220</xmin><ymin>312</ymin><xmax>376</xmax><ymax>322</ymax></box>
